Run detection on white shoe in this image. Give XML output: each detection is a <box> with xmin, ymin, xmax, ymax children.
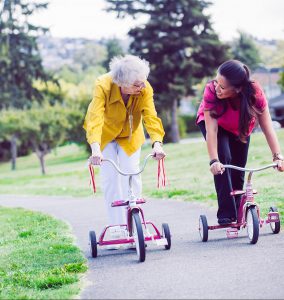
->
<box><xmin>107</xmin><ymin>226</ymin><xmax>127</xmax><ymax>250</ymax></box>
<box><xmin>109</xmin><ymin>226</ymin><xmax>127</xmax><ymax>239</ymax></box>
<box><xmin>106</xmin><ymin>244</ymin><xmax>121</xmax><ymax>250</ymax></box>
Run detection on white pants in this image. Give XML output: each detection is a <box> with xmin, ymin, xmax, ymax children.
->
<box><xmin>101</xmin><ymin>141</ymin><xmax>142</xmax><ymax>225</ymax></box>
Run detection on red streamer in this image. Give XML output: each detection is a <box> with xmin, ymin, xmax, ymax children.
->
<box><xmin>157</xmin><ymin>158</ymin><xmax>168</xmax><ymax>188</ymax></box>
<box><xmin>89</xmin><ymin>164</ymin><xmax>96</xmax><ymax>193</ymax></box>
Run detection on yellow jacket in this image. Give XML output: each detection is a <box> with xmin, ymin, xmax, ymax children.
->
<box><xmin>83</xmin><ymin>73</ymin><xmax>165</xmax><ymax>156</ymax></box>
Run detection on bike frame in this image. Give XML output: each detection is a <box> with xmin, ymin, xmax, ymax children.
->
<box><xmin>97</xmin><ymin>154</ymin><xmax>164</xmax><ymax>246</ymax></box>
<box><xmin>208</xmin><ymin>163</ymin><xmax>279</xmax><ymax>231</ymax></box>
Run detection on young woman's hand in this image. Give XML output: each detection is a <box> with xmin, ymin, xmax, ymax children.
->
<box><xmin>273</xmin><ymin>159</ymin><xmax>284</xmax><ymax>172</ymax></box>
<box><xmin>274</xmin><ymin>159</ymin><xmax>284</xmax><ymax>172</ymax></box>
<box><xmin>89</xmin><ymin>142</ymin><xmax>103</xmax><ymax>165</ymax></box>
<box><xmin>273</xmin><ymin>153</ymin><xmax>284</xmax><ymax>172</ymax></box>
<box><xmin>210</xmin><ymin>161</ymin><xmax>225</xmax><ymax>175</ymax></box>
<box><xmin>152</xmin><ymin>142</ymin><xmax>166</xmax><ymax>160</ymax></box>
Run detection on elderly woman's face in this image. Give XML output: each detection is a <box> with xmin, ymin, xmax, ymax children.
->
<box><xmin>214</xmin><ymin>73</ymin><xmax>238</xmax><ymax>99</ymax></box>
<box><xmin>121</xmin><ymin>81</ymin><xmax>146</xmax><ymax>95</ymax></box>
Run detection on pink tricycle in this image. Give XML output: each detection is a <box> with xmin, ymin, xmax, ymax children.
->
<box><xmin>89</xmin><ymin>154</ymin><xmax>171</xmax><ymax>262</ymax></box>
<box><xmin>199</xmin><ymin>163</ymin><xmax>281</xmax><ymax>244</ymax></box>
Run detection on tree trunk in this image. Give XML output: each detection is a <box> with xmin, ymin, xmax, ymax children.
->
<box><xmin>31</xmin><ymin>140</ymin><xmax>48</xmax><ymax>175</ymax></box>
<box><xmin>170</xmin><ymin>99</ymin><xmax>180</xmax><ymax>143</ymax></box>
<box><xmin>39</xmin><ymin>154</ymin><xmax>46</xmax><ymax>175</ymax></box>
<box><xmin>11</xmin><ymin>134</ymin><xmax>17</xmax><ymax>171</ymax></box>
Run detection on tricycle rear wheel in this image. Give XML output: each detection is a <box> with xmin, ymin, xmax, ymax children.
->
<box><xmin>199</xmin><ymin>215</ymin><xmax>208</xmax><ymax>242</ymax></box>
<box><xmin>269</xmin><ymin>206</ymin><xmax>281</xmax><ymax>234</ymax></box>
<box><xmin>89</xmin><ymin>230</ymin><xmax>98</xmax><ymax>258</ymax></box>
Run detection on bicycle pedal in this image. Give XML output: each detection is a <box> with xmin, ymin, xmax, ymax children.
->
<box><xmin>226</xmin><ymin>228</ymin><xmax>238</xmax><ymax>239</ymax></box>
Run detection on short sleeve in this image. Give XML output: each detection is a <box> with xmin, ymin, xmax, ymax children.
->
<box><xmin>203</xmin><ymin>81</ymin><xmax>217</xmax><ymax>111</ymax></box>
<box><xmin>253</xmin><ymin>81</ymin><xmax>267</xmax><ymax>112</ymax></box>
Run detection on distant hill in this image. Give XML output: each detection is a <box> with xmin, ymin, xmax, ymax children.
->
<box><xmin>37</xmin><ymin>35</ymin><xmax>283</xmax><ymax>71</ymax></box>
<box><xmin>37</xmin><ymin>35</ymin><xmax>129</xmax><ymax>70</ymax></box>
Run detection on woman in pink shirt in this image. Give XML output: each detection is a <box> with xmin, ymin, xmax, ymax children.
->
<box><xmin>196</xmin><ymin>60</ymin><xmax>284</xmax><ymax>225</ymax></box>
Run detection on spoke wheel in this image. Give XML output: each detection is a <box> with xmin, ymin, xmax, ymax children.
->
<box><xmin>132</xmin><ymin>211</ymin><xmax>146</xmax><ymax>262</ymax></box>
<box><xmin>246</xmin><ymin>206</ymin><xmax>259</xmax><ymax>244</ymax></box>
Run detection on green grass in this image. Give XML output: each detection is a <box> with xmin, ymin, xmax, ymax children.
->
<box><xmin>0</xmin><ymin>206</ymin><xmax>87</xmax><ymax>299</ymax></box>
<box><xmin>0</xmin><ymin>130</ymin><xmax>284</xmax><ymax>222</ymax></box>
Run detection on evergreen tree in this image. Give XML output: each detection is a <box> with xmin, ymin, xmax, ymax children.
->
<box><xmin>0</xmin><ymin>0</ymin><xmax>51</xmax><ymax>109</ymax></box>
<box><xmin>231</xmin><ymin>31</ymin><xmax>261</xmax><ymax>71</ymax></box>
<box><xmin>106</xmin><ymin>0</ymin><xmax>229</xmax><ymax>142</ymax></box>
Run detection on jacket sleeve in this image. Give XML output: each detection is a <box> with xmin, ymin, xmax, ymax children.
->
<box><xmin>141</xmin><ymin>82</ymin><xmax>165</xmax><ymax>143</ymax></box>
<box><xmin>83</xmin><ymin>79</ymin><xmax>106</xmax><ymax>145</ymax></box>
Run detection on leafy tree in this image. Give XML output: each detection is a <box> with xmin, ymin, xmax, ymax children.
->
<box><xmin>0</xmin><ymin>0</ymin><xmax>52</xmax><ymax>109</ymax></box>
<box><xmin>0</xmin><ymin>104</ymin><xmax>71</xmax><ymax>174</ymax></box>
<box><xmin>278</xmin><ymin>70</ymin><xmax>284</xmax><ymax>92</ymax></box>
<box><xmin>106</xmin><ymin>0</ymin><xmax>229</xmax><ymax>142</ymax></box>
<box><xmin>0</xmin><ymin>109</ymin><xmax>27</xmax><ymax>170</ymax></box>
<box><xmin>102</xmin><ymin>38</ymin><xmax>125</xmax><ymax>70</ymax></box>
<box><xmin>230</xmin><ymin>31</ymin><xmax>261</xmax><ymax>71</ymax></box>
<box><xmin>73</xmin><ymin>42</ymin><xmax>107</xmax><ymax>71</ymax></box>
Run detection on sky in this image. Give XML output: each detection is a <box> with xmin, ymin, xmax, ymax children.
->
<box><xmin>31</xmin><ymin>0</ymin><xmax>284</xmax><ymax>41</ymax></box>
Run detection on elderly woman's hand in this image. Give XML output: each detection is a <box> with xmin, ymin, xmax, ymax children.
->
<box><xmin>210</xmin><ymin>161</ymin><xmax>225</xmax><ymax>175</ymax></box>
<box><xmin>89</xmin><ymin>142</ymin><xmax>103</xmax><ymax>165</ymax></box>
<box><xmin>152</xmin><ymin>142</ymin><xmax>166</xmax><ymax>161</ymax></box>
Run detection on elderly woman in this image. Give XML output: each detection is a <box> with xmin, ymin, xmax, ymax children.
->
<box><xmin>83</xmin><ymin>55</ymin><xmax>165</xmax><ymax>237</ymax></box>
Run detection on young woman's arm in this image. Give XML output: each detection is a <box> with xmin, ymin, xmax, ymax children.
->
<box><xmin>204</xmin><ymin>111</ymin><xmax>224</xmax><ymax>175</ymax></box>
<box><xmin>204</xmin><ymin>111</ymin><xmax>218</xmax><ymax>160</ymax></box>
<box><xmin>258</xmin><ymin>107</ymin><xmax>284</xmax><ymax>171</ymax></box>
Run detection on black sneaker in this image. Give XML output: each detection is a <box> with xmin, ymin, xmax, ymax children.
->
<box><xmin>218</xmin><ymin>218</ymin><xmax>233</xmax><ymax>225</ymax></box>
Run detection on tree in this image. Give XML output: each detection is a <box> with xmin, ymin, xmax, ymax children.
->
<box><xmin>0</xmin><ymin>0</ymin><xmax>52</xmax><ymax>109</ymax></box>
<box><xmin>102</xmin><ymin>38</ymin><xmax>125</xmax><ymax>70</ymax></box>
<box><xmin>73</xmin><ymin>42</ymin><xmax>107</xmax><ymax>71</ymax></box>
<box><xmin>230</xmin><ymin>31</ymin><xmax>261</xmax><ymax>71</ymax></box>
<box><xmin>0</xmin><ymin>104</ymin><xmax>71</xmax><ymax>174</ymax></box>
<box><xmin>106</xmin><ymin>0</ymin><xmax>229</xmax><ymax>142</ymax></box>
<box><xmin>279</xmin><ymin>70</ymin><xmax>284</xmax><ymax>92</ymax></box>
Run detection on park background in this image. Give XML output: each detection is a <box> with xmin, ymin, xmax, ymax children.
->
<box><xmin>0</xmin><ymin>0</ymin><xmax>284</xmax><ymax>299</ymax></box>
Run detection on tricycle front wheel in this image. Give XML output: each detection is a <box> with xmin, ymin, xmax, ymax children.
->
<box><xmin>246</xmin><ymin>206</ymin><xmax>259</xmax><ymax>244</ymax></box>
<box><xmin>132</xmin><ymin>211</ymin><xmax>146</xmax><ymax>262</ymax></box>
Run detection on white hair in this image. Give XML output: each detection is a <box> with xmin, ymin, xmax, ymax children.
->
<box><xmin>109</xmin><ymin>54</ymin><xmax>150</xmax><ymax>87</ymax></box>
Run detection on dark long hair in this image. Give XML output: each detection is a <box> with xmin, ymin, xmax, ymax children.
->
<box><xmin>215</xmin><ymin>60</ymin><xmax>258</xmax><ymax>142</ymax></box>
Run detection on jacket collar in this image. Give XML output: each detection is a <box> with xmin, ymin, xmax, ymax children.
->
<box><xmin>109</xmin><ymin>83</ymin><xmax>122</xmax><ymax>105</ymax></box>
<box><xmin>109</xmin><ymin>83</ymin><xmax>136</xmax><ymax>108</ymax></box>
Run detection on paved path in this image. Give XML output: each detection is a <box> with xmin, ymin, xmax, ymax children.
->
<box><xmin>0</xmin><ymin>194</ymin><xmax>283</xmax><ymax>299</ymax></box>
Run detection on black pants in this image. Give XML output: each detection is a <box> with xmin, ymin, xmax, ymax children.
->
<box><xmin>198</xmin><ymin>121</ymin><xmax>250</xmax><ymax>220</ymax></box>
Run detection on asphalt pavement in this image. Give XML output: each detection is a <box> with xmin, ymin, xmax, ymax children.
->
<box><xmin>0</xmin><ymin>194</ymin><xmax>283</xmax><ymax>299</ymax></box>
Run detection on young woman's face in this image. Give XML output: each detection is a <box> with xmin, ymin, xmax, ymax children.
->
<box><xmin>121</xmin><ymin>81</ymin><xmax>146</xmax><ymax>95</ymax></box>
<box><xmin>214</xmin><ymin>73</ymin><xmax>238</xmax><ymax>99</ymax></box>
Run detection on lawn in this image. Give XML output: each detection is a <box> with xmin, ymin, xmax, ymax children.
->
<box><xmin>0</xmin><ymin>129</ymin><xmax>283</xmax><ymax>221</ymax></box>
<box><xmin>0</xmin><ymin>207</ymin><xmax>87</xmax><ymax>299</ymax></box>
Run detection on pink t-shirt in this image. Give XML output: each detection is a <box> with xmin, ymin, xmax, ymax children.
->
<box><xmin>196</xmin><ymin>81</ymin><xmax>267</xmax><ymax>136</ymax></box>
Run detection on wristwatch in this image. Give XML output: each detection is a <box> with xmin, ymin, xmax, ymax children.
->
<box><xmin>273</xmin><ymin>153</ymin><xmax>284</xmax><ymax>161</ymax></box>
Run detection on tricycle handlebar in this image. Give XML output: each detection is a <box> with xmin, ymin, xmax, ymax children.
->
<box><xmin>102</xmin><ymin>153</ymin><xmax>154</xmax><ymax>176</ymax></box>
<box><xmin>223</xmin><ymin>163</ymin><xmax>277</xmax><ymax>173</ymax></box>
